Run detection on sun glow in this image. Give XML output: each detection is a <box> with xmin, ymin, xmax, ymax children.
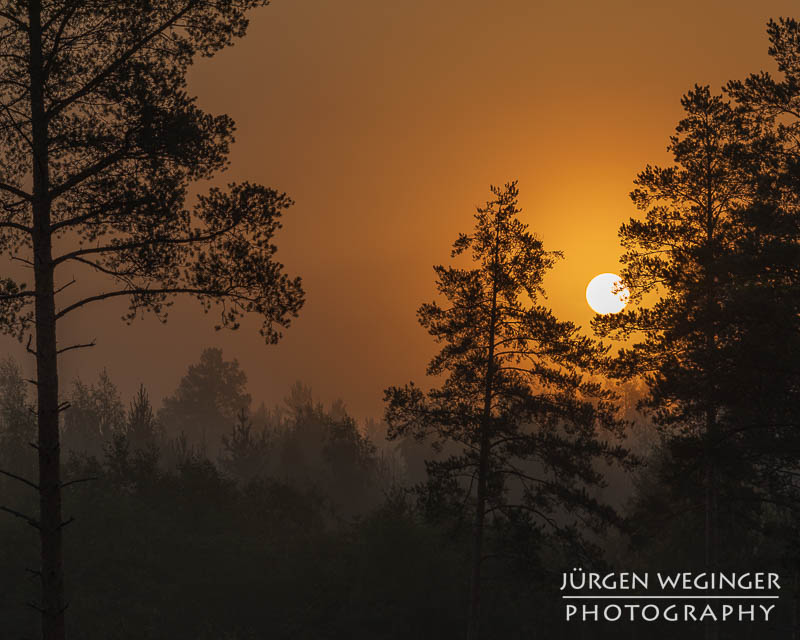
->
<box><xmin>586</xmin><ymin>273</ymin><xmax>629</xmax><ymax>314</ymax></box>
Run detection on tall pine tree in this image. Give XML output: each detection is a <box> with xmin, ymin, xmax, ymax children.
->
<box><xmin>593</xmin><ymin>86</ymin><xmax>755</xmax><ymax>576</ymax></box>
<box><xmin>385</xmin><ymin>181</ymin><xmax>629</xmax><ymax>640</ymax></box>
<box><xmin>724</xmin><ymin>17</ymin><xmax>800</xmax><ymax>558</ymax></box>
<box><xmin>0</xmin><ymin>3</ymin><xmax>303</xmax><ymax>638</ymax></box>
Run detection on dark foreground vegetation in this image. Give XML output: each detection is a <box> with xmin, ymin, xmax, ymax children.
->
<box><xmin>0</xmin><ymin>354</ymin><xmax>548</xmax><ymax>639</ymax></box>
<box><xmin>0</xmin><ymin>349</ymin><xmax>795</xmax><ymax>640</ymax></box>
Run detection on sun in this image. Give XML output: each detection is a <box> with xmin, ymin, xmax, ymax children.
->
<box><xmin>586</xmin><ymin>273</ymin><xmax>629</xmax><ymax>314</ymax></box>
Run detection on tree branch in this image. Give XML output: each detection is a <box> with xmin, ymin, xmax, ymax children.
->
<box><xmin>0</xmin><ymin>290</ymin><xmax>36</xmax><ymax>302</ymax></box>
<box><xmin>0</xmin><ymin>221</ymin><xmax>33</xmax><ymax>234</ymax></box>
<box><xmin>0</xmin><ymin>181</ymin><xmax>31</xmax><ymax>201</ymax></box>
<box><xmin>11</xmin><ymin>255</ymin><xmax>34</xmax><ymax>266</ymax></box>
<box><xmin>42</xmin><ymin>1</ymin><xmax>80</xmax><ymax>81</ymax></box>
<box><xmin>56</xmin><ymin>340</ymin><xmax>96</xmax><ymax>355</ymax></box>
<box><xmin>0</xmin><ymin>505</ymin><xmax>40</xmax><ymax>529</ymax></box>
<box><xmin>60</xmin><ymin>477</ymin><xmax>97</xmax><ymax>490</ymax></box>
<box><xmin>0</xmin><ymin>11</ymin><xmax>27</xmax><ymax>30</ymax></box>
<box><xmin>0</xmin><ymin>468</ymin><xmax>39</xmax><ymax>490</ymax></box>
<box><xmin>55</xmin><ymin>286</ymin><xmax>247</xmax><ymax>320</ymax></box>
<box><xmin>48</xmin><ymin>148</ymin><xmax>127</xmax><ymax>200</ymax></box>
<box><xmin>25</xmin><ymin>334</ymin><xmax>36</xmax><ymax>355</ymax></box>
<box><xmin>54</xmin><ymin>278</ymin><xmax>75</xmax><ymax>295</ymax></box>
<box><xmin>51</xmin><ymin>195</ymin><xmax>152</xmax><ymax>232</ymax></box>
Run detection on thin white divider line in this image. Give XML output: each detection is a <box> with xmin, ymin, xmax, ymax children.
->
<box><xmin>562</xmin><ymin>595</ymin><xmax>779</xmax><ymax>599</ymax></box>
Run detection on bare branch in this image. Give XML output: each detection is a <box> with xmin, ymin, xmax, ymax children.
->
<box><xmin>11</xmin><ymin>255</ymin><xmax>34</xmax><ymax>266</ymax></box>
<box><xmin>25</xmin><ymin>334</ymin><xmax>36</xmax><ymax>355</ymax></box>
<box><xmin>0</xmin><ymin>505</ymin><xmax>40</xmax><ymax>529</ymax></box>
<box><xmin>0</xmin><ymin>468</ymin><xmax>39</xmax><ymax>490</ymax></box>
<box><xmin>54</xmin><ymin>278</ymin><xmax>76</xmax><ymax>295</ymax></box>
<box><xmin>57</xmin><ymin>340</ymin><xmax>95</xmax><ymax>355</ymax></box>
<box><xmin>60</xmin><ymin>477</ymin><xmax>97</xmax><ymax>490</ymax></box>
<box><xmin>69</xmin><ymin>256</ymin><xmax>137</xmax><ymax>280</ymax></box>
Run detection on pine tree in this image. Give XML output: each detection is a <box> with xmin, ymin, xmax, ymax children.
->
<box><xmin>0</xmin><ymin>357</ymin><xmax>36</xmax><ymax>493</ymax></box>
<box><xmin>592</xmin><ymin>86</ymin><xmax>755</xmax><ymax>576</ymax></box>
<box><xmin>62</xmin><ymin>370</ymin><xmax>125</xmax><ymax>457</ymax></box>
<box><xmin>124</xmin><ymin>385</ymin><xmax>160</xmax><ymax>455</ymax></box>
<box><xmin>385</xmin><ymin>181</ymin><xmax>629</xmax><ymax>640</ymax></box>
<box><xmin>159</xmin><ymin>347</ymin><xmax>252</xmax><ymax>455</ymax></box>
<box><xmin>218</xmin><ymin>408</ymin><xmax>271</xmax><ymax>485</ymax></box>
<box><xmin>724</xmin><ymin>17</ymin><xmax>800</xmax><ymax>548</ymax></box>
<box><xmin>0</xmin><ymin>3</ymin><xmax>303</xmax><ymax>637</ymax></box>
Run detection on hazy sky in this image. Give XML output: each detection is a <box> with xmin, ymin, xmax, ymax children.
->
<box><xmin>6</xmin><ymin>0</ymin><xmax>797</xmax><ymax>420</ymax></box>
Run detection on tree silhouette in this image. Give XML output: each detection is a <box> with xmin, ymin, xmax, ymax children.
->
<box><xmin>0</xmin><ymin>357</ymin><xmax>36</xmax><ymax>495</ymax></box>
<box><xmin>218</xmin><ymin>408</ymin><xmax>271</xmax><ymax>485</ymax></box>
<box><xmin>159</xmin><ymin>347</ymin><xmax>252</xmax><ymax>453</ymax></box>
<box><xmin>593</xmin><ymin>86</ymin><xmax>754</xmax><ymax>579</ymax></box>
<box><xmin>62</xmin><ymin>370</ymin><xmax>125</xmax><ymax>457</ymax></box>
<box><xmin>0</xmin><ymin>2</ymin><xmax>303</xmax><ymax>638</ymax></box>
<box><xmin>724</xmin><ymin>18</ymin><xmax>800</xmax><ymax>542</ymax></box>
<box><xmin>123</xmin><ymin>384</ymin><xmax>161</xmax><ymax>455</ymax></box>
<box><xmin>385</xmin><ymin>181</ymin><xmax>629</xmax><ymax>640</ymax></box>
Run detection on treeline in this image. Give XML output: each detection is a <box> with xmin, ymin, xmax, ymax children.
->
<box><xmin>0</xmin><ymin>345</ymin><xmax>780</xmax><ymax>640</ymax></box>
<box><xmin>2</xmin><ymin>349</ymin><xmax>417</xmax><ymax>514</ymax></box>
<box><xmin>0</xmin><ymin>349</ymin><xmax>557</xmax><ymax>639</ymax></box>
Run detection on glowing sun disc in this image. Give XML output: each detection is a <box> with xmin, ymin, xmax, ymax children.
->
<box><xmin>586</xmin><ymin>273</ymin><xmax>629</xmax><ymax>314</ymax></box>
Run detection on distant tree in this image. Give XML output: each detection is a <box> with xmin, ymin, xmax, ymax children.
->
<box><xmin>159</xmin><ymin>347</ymin><xmax>251</xmax><ymax>453</ymax></box>
<box><xmin>161</xmin><ymin>431</ymin><xmax>203</xmax><ymax>474</ymax></box>
<box><xmin>322</xmin><ymin>410</ymin><xmax>378</xmax><ymax>511</ymax></box>
<box><xmin>218</xmin><ymin>408</ymin><xmax>272</xmax><ymax>485</ymax></box>
<box><xmin>123</xmin><ymin>385</ymin><xmax>161</xmax><ymax>455</ymax></box>
<box><xmin>0</xmin><ymin>357</ymin><xmax>36</xmax><ymax>491</ymax></box>
<box><xmin>274</xmin><ymin>383</ymin><xmax>380</xmax><ymax>512</ymax></box>
<box><xmin>62</xmin><ymin>370</ymin><xmax>125</xmax><ymax>458</ymax></box>
<box><xmin>276</xmin><ymin>381</ymin><xmax>320</xmax><ymax>480</ymax></box>
<box><xmin>385</xmin><ymin>182</ymin><xmax>629</xmax><ymax>640</ymax></box>
<box><xmin>593</xmin><ymin>86</ymin><xmax>754</xmax><ymax>573</ymax></box>
<box><xmin>284</xmin><ymin>380</ymin><xmax>314</xmax><ymax>421</ymax></box>
<box><xmin>0</xmin><ymin>2</ymin><xmax>304</xmax><ymax>638</ymax></box>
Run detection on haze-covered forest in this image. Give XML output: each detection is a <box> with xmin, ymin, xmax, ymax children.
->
<box><xmin>2</xmin><ymin>2</ymin><xmax>800</xmax><ymax>640</ymax></box>
<box><xmin>0</xmin><ymin>348</ymin><xmax>661</xmax><ymax>639</ymax></box>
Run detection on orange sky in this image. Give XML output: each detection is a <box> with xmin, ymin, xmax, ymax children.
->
<box><xmin>5</xmin><ymin>0</ymin><xmax>796</xmax><ymax>420</ymax></box>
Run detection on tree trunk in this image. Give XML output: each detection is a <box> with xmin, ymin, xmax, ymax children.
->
<box><xmin>703</xmin><ymin>415</ymin><xmax>717</xmax><ymax>640</ymax></box>
<box><xmin>467</xmin><ymin>428</ymin><xmax>491</xmax><ymax>640</ymax></box>
<box><xmin>466</xmin><ymin>229</ymin><xmax>500</xmax><ymax>640</ymax></box>
<box><xmin>34</xmin><ymin>234</ymin><xmax>65</xmax><ymax>640</ymax></box>
<box><xmin>28</xmin><ymin>1</ymin><xmax>66</xmax><ymax>638</ymax></box>
<box><xmin>702</xmin><ymin>148</ymin><xmax>719</xmax><ymax>640</ymax></box>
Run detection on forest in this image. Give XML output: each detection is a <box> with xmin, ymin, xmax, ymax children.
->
<box><xmin>2</xmin><ymin>2</ymin><xmax>800</xmax><ymax>639</ymax></box>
